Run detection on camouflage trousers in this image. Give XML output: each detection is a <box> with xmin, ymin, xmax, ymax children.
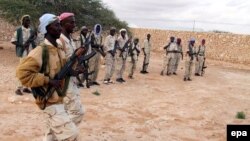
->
<box><xmin>195</xmin><ymin>55</ymin><xmax>205</xmax><ymax>75</ymax></box>
<box><xmin>161</xmin><ymin>53</ymin><xmax>176</xmax><ymax>75</ymax></box>
<box><xmin>43</xmin><ymin>104</ymin><xmax>79</xmax><ymax>141</ymax></box>
<box><xmin>184</xmin><ymin>60</ymin><xmax>194</xmax><ymax>79</ymax></box>
<box><xmin>116</xmin><ymin>55</ymin><xmax>127</xmax><ymax>79</ymax></box>
<box><xmin>88</xmin><ymin>53</ymin><xmax>101</xmax><ymax>82</ymax></box>
<box><xmin>128</xmin><ymin>55</ymin><xmax>138</xmax><ymax>77</ymax></box>
<box><xmin>44</xmin><ymin>78</ymin><xmax>83</xmax><ymax>141</ymax></box>
<box><xmin>104</xmin><ymin>53</ymin><xmax>115</xmax><ymax>80</ymax></box>
<box><xmin>142</xmin><ymin>53</ymin><xmax>150</xmax><ymax>71</ymax></box>
<box><xmin>63</xmin><ymin>78</ymin><xmax>84</xmax><ymax>126</ymax></box>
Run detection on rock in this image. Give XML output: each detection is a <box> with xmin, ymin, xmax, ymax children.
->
<box><xmin>8</xmin><ymin>96</ymin><xmax>16</xmax><ymax>103</ymax></box>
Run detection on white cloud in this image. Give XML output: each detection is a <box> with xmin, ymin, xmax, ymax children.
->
<box><xmin>102</xmin><ymin>0</ymin><xmax>250</xmax><ymax>34</ymax></box>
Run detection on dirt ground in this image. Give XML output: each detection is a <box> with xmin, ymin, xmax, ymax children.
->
<box><xmin>0</xmin><ymin>41</ymin><xmax>250</xmax><ymax>141</ymax></box>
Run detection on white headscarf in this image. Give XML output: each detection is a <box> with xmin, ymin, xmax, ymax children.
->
<box><xmin>38</xmin><ymin>13</ymin><xmax>58</xmax><ymax>34</ymax></box>
<box><xmin>119</xmin><ymin>28</ymin><xmax>128</xmax><ymax>40</ymax></box>
<box><xmin>93</xmin><ymin>24</ymin><xmax>102</xmax><ymax>38</ymax></box>
<box><xmin>119</xmin><ymin>28</ymin><xmax>126</xmax><ymax>33</ymax></box>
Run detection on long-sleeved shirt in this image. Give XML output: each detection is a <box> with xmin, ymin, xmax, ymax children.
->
<box><xmin>197</xmin><ymin>45</ymin><xmax>206</xmax><ymax>57</ymax></box>
<box><xmin>117</xmin><ymin>35</ymin><xmax>128</xmax><ymax>58</ymax></box>
<box><xmin>104</xmin><ymin>35</ymin><xmax>116</xmax><ymax>52</ymax></box>
<box><xmin>59</xmin><ymin>34</ymin><xmax>79</xmax><ymax>95</ymax></box>
<box><xmin>142</xmin><ymin>39</ymin><xmax>151</xmax><ymax>54</ymax></box>
<box><xmin>186</xmin><ymin>43</ymin><xmax>197</xmax><ymax>61</ymax></box>
<box><xmin>16</xmin><ymin>39</ymin><xmax>67</xmax><ymax>109</ymax></box>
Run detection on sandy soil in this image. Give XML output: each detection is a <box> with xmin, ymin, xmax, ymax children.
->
<box><xmin>0</xmin><ymin>41</ymin><xmax>250</xmax><ymax>141</ymax></box>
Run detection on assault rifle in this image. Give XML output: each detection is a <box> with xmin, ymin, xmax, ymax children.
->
<box><xmin>201</xmin><ymin>58</ymin><xmax>207</xmax><ymax>76</ymax></box>
<box><xmin>78</xmin><ymin>51</ymin><xmax>96</xmax><ymax>88</ymax></box>
<box><xmin>90</xmin><ymin>33</ymin><xmax>106</xmax><ymax>57</ymax></box>
<box><xmin>119</xmin><ymin>38</ymin><xmax>132</xmax><ymax>59</ymax></box>
<box><xmin>77</xmin><ymin>32</ymin><xmax>94</xmax><ymax>88</ymax></box>
<box><xmin>107</xmin><ymin>39</ymin><xmax>119</xmax><ymax>57</ymax></box>
<box><xmin>128</xmin><ymin>43</ymin><xmax>140</xmax><ymax>61</ymax></box>
<box><xmin>17</xmin><ymin>31</ymin><xmax>37</xmax><ymax>55</ymax></box>
<box><xmin>31</xmin><ymin>49</ymin><xmax>95</xmax><ymax>110</ymax></box>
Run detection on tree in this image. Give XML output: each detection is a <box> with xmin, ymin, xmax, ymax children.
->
<box><xmin>0</xmin><ymin>0</ymin><xmax>128</xmax><ymax>30</ymax></box>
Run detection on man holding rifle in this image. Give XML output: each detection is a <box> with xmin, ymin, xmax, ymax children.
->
<box><xmin>103</xmin><ymin>27</ymin><xmax>117</xmax><ymax>84</ymax></box>
<box><xmin>116</xmin><ymin>28</ymin><xmax>130</xmax><ymax>83</ymax></box>
<box><xmin>59</xmin><ymin>12</ymin><xmax>85</xmax><ymax>127</ymax></box>
<box><xmin>16</xmin><ymin>13</ymin><xmax>85</xmax><ymax>141</ymax></box>
<box><xmin>11</xmin><ymin>15</ymin><xmax>36</xmax><ymax>95</ymax></box>
<box><xmin>76</xmin><ymin>26</ymin><xmax>93</xmax><ymax>88</ymax></box>
<box><xmin>88</xmin><ymin>24</ymin><xmax>105</xmax><ymax>86</ymax></box>
<box><xmin>141</xmin><ymin>33</ymin><xmax>152</xmax><ymax>74</ymax></box>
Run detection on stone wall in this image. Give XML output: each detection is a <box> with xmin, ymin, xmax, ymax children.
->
<box><xmin>1</xmin><ymin>17</ymin><xmax>250</xmax><ymax>65</ymax></box>
<box><xmin>131</xmin><ymin>28</ymin><xmax>250</xmax><ymax>65</ymax></box>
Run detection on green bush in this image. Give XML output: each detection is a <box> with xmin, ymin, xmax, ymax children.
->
<box><xmin>236</xmin><ymin>111</ymin><xmax>246</xmax><ymax>119</ymax></box>
<box><xmin>92</xmin><ymin>90</ymin><xmax>100</xmax><ymax>96</ymax></box>
<box><xmin>0</xmin><ymin>0</ymin><xmax>128</xmax><ymax>30</ymax></box>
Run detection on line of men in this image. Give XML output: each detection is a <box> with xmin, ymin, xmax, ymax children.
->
<box><xmin>12</xmin><ymin>13</ymin><xmax>152</xmax><ymax>141</ymax></box>
<box><xmin>161</xmin><ymin>36</ymin><xmax>207</xmax><ymax>81</ymax></box>
<box><xmin>12</xmin><ymin>13</ymin><xmax>206</xmax><ymax>140</ymax></box>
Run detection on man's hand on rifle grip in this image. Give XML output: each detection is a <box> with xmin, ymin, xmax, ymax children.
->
<box><xmin>75</xmin><ymin>47</ymin><xmax>86</xmax><ymax>57</ymax></box>
<box><xmin>48</xmin><ymin>79</ymin><xmax>63</xmax><ymax>89</ymax></box>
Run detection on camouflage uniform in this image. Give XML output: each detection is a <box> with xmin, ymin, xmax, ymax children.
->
<box><xmin>161</xmin><ymin>42</ymin><xmax>178</xmax><ymax>75</ymax></box>
<box><xmin>89</xmin><ymin>33</ymin><xmax>103</xmax><ymax>83</ymax></box>
<box><xmin>104</xmin><ymin>35</ymin><xmax>116</xmax><ymax>81</ymax></box>
<box><xmin>141</xmin><ymin>39</ymin><xmax>151</xmax><ymax>72</ymax></box>
<box><xmin>116</xmin><ymin>34</ymin><xmax>128</xmax><ymax>80</ymax></box>
<box><xmin>128</xmin><ymin>42</ymin><xmax>140</xmax><ymax>78</ymax></box>
<box><xmin>195</xmin><ymin>45</ymin><xmax>206</xmax><ymax>75</ymax></box>
<box><xmin>59</xmin><ymin>34</ymin><xmax>84</xmax><ymax>126</ymax></box>
<box><xmin>16</xmin><ymin>39</ymin><xmax>79</xmax><ymax>140</ymax></box>
<box><xmin>184</xmin><ymin>42</ymin><xmax>196</xmax><ymax>80</ymax></box>
<box><xmin>76</xmin><ymin>33</ymin><xmax>92</xmax><ymax>85</ymax></box>
<box><xmin>173</xmin><ymin>44</ymin><xmax>183</xmax><ymax>73</ymax></box>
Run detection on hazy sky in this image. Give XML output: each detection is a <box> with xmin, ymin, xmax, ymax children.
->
<box><xmin>101</xmin><ymin>0</ymin><xmax>250</xmax><ymax>34</ymax></box>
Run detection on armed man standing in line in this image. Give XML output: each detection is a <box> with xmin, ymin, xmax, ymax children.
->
<box><xmin>11</xmin><ymin>15</ymin><xmax>37</xmax><ymax>95</ymax></box>
<box><xmin>184</xmin><ymin>38</ymin><xmax>197</xmax><ymax>81</ymax></box>
<box><xmin>59</xmin><ymin>12</ymin><xmax>84</xmax><ymax>127</ymax></box>
<box><xmin>140</xmin><ymin>33</ymin><xmax>152</xmax><ymax>74</ymax></box>
<box><xmin>103</xmin><ymin>27</ymin><xmax>117</xmax><ymax>84</ymax></box>
<box><xmin>116</xmin><ymin>28</ymin><xmax>130</xmax><ymax>83</ymax></box>
<box><xmin>88</xmin><ymin>24</ymin><xmax>104</xmax><ymax>86</ymax></box>
<box><xmin>195</xmin><ymin>39</ymin><xmax>206</xmax><ymax>76</ymax></box>
<box><xmin>161</xmin><ymin>36</ymin><xmax>178</xmax><ymax>76</ymax></box>
<box><xmin>173</xmin><ymin>38</ymin><xmax>183</xmax><ymax>75</ymax></box>
<box><xmin>128</xmin><ymin>38</ymin><xmax>140</xmax><ymax>79</ymax></box>
<box><xmin>16</xmin><ymin>13</ymin><xmax>85</xmax><ymax>141</ymax></box>
<box><xmin>76</xmin><ymin>26</ymin><xmax>92</xmax><ymax>87</ymax></box>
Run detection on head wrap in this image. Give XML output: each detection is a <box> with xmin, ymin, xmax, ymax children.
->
<box><xmin>94</xmin><ymin>24</ymin><xmax>102</xmax><ymax>37</ymax></box>
<box><xmin>190</xmin><ymin>37</ymin><xmax>195</xmax><ymax>42</ymax></box>
<box><xmin>110</xmin><ymin>27</ymin><xmax>116</xmax><ymax>31</ymax></box>
<box><xmin>119</xmin><ymin>28</ymin><xmax>127</xmax><ymax>33</ymax></box>
<box><xmin>81</xmin><ymin>26</ymin><xmax>88</xmax><ymax>30</ymax></box>
<box><xmin>38</xmin><ymin>13</ymin><xmax>58</xmax><ymax>34</ymax></box>
<box><xmin>59</xmin><ymin>12</ymin><xmax>74</xmax><ymax>21</ymax></box>
<box><xmin>20</xmin><ymin>15</ymin><xmax>30</xmax><ymax>24</ymax></box>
